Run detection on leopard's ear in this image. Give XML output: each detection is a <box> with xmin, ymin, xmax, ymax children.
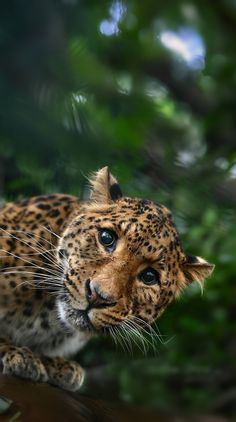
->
<box><xmin>181</xmin><ymin>255</ymin><xmax>214</xmax><ymax>286</ymax></box>
<box><xmin>89</xmin><ymin>166</ymin><xmax>123</xmax><ymax>202</ymax></box>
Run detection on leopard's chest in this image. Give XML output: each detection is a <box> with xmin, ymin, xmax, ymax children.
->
<box><xmin>0</xmin><ymin>300</ymin><xmax>91</xmax><ymax>358</ymax></box>
<box><xmin>44</xmin><ymin>329</ymin><xmax>91</xmax><ymax>357</ymax></box>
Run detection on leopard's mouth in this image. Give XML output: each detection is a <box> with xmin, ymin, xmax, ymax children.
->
<box><xmin>75</xmin><ymin>308</ymin><xmax>118</xmax><ymax>333</ymax></box>
<box><xmin>57</xmin><ymin>300</ymin><xmax>102</xmax><ymax>332</ymax></box>
<box><xmin>57</xmin><ymin>298</ymin><xmax>123</xmax><ymax>333</ymax></box>
<box><xmin>76</xmin><ymin>309</ymin><xmax>96</xmax><ymax>332</ymax></box>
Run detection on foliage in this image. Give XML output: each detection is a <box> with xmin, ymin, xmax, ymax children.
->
<box><xmin>0</xmin><ymin>0</ymin><xmax>236</xmax><ymax>417</ymax></box>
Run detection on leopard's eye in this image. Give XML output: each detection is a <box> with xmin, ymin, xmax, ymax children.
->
<box><xmin>140</xmin><ymin>268</ymin><xmax>160</xmax><ymax>285</ymax></box>
<box><xmin>98</xmin><ymin>229</ymin><xmax>117</xmax><ymax>250</ymax></box>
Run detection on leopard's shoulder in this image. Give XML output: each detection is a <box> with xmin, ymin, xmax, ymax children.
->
<box><xmin>0</xmin><ymin>193</ymin><xmax>81</xmax><ymax>234</ymax></box>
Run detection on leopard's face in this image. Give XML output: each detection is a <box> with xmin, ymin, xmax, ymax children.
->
<box><xmin>56</xmin><ymin>167</ymin><xmax>214</xmax><ymax>333</ymax></box>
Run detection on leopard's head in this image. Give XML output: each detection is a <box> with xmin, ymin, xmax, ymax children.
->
<box><xmin>57</xmin><ymin>167</ymin><xmax>214</xmax><ymax>334</ymax></box>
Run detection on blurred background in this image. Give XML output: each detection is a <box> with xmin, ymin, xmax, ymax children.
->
<box><xmin>0</xmin><ymin>0</ymin><xmax>235</xmax><ymax>419</ymax></box>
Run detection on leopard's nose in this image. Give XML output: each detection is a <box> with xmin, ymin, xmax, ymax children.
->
<box><xmin>85</xmin><ymin>279</ymin><xmax>116</xmax><ymax>309</ymax></box>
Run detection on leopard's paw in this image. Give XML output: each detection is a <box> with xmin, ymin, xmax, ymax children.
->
<box><xmin>0</xmin><ymin>345</ymin><xmax>48</xmax><ymax>383</ymax></box>
<box><xmin>42</xmin><ymin>356</ymin><xmax>85</xmax><ymax>392</ymax></box>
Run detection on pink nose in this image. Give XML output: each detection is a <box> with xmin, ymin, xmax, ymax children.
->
<box><xmin>85</xmin><ymin>279</ymin><xmax>116</xmax><ymax>309</ymax></box>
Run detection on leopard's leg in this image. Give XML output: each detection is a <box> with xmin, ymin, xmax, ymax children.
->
<box><xmin>41</xmin><ymin>356</ymin><xmax>85</xmax><ymax>392</ymax></box>
<box><xmin>0</xmin><ymin>337</ymin><xmax>48</xmax><ymax>383</ymax></box>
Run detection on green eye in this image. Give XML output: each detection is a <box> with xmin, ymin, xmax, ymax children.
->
<box><xmin>140</xmin><ymin>268</ymin><xmax>160</xmax><ymax>285</ymax></box>
<box><xmin>99</xmin><ymin>229</ymin><xmax>117</xmax><ymax>249</ymax></box>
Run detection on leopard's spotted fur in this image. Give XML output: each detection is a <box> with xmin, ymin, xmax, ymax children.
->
<box><xmin>0</xmin><ymin>167</ymin><xmax>214</xmax><ymax>391</ymax></box>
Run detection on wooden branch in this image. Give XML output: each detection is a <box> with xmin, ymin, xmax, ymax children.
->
<box><xmin>0</xmin><ymin>374</ymin><xmax>112</xmax><ymax>422</ymax></box>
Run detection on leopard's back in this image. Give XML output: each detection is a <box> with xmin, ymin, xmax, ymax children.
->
<box><xmin>0</xmin><ymin>194</ymin><xmax>90</xmax><ymax>356</ymax></box>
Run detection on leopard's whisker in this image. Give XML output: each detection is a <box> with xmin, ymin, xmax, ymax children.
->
<box><xmin>0</xmin><ymin>244</ymin><xmax>62</xmax><ymax>274</ymax></box>
<box><xmin>152</xmin><ymin>321</ymin><xmax>175</xmax><ymax>345</ymax></box>
<box><xmin>119</xmin><ymin>321</ymin><xmax>141</xmax><ymax>354</ymax></box>
<box><xmin>42</xmin><ymin>225</ymin><xmax>62</xmax><ymax>240</ymax></box>
<box><xmin>0</xmin><ymin>227</ymin><xmax>64</xmax><ymax>272</ymax></box>
<box><xmin>126</xmin><ymin>318</ymin><xmax>158</xmax><ymax>352</ymax></box>
<box><xmin>108</xmin><ymin>325</ymin><xmax>114</xmax><ymax>343</ymax></box>
<box><xmin>0</xmin><ymin>263</ymin><xmax>62</xmax><ymax>274</ymax></box>
<box><xmin>129</xmin><ymin>315</ymin><xmax>170</xmax><ymax>352</ymax></box>
<box><xmin>110</xmin><ymin>326</ymin><xmax>118</xmax><ymax>348</ymax></box>
<box><xmin>22</xmin><ymin>230</ymin><xmax>66</xmax><ymax>270</ymax></box>
<box><xmin>0</xmin><ymin>258</ymin><xmax>64</xmax><ymax>276</ymax></box>
<box><xmin>16</xmin><ymin>232</ymin><xmax>61</xmax><ymax>266</ymax></box>
<box><xmin>125</xmin><ymin>318</ymin><xmax>159</xmax><ymax>354</ymax></box>
<box><xmin>0</xmin><ymin>264</ymin><xmax>60</xmax><ymax>272</ymax></box>
<box><xmin>0</xmin><ymin>270</ymin><xmax>62</xmax><ymax>282</ymax></box>
<box><xmin>133</xmin><ymin>315</ymin><xmax>171</xmax><ymax>346</ymax></box>
<box><xmin>115</xmin><ymin>324</ymin><xmax>131</xmax><ymax>355</ymax></box>
<box><xmin>11</xmin><ymin>278</ymin><xmax>62</xmax><ymax>291</ymax></box>
<box><xmin>121</xmin><ymin>320</ymin><xmax>148</xmax><ymax>355</ymax></box>
<box><xmin>0</xmin><ymin>270</ymin><xmax>62</xmax><ymax>281</ymax></box>
<box><xmin>131</xmin><ymin>315</ymin><xmax>167</xmax><ymax>346</ymax></box>
<box><xmin>0</xmin><ymin>270</ymin><xmax>63</xmax><ymax>285</ymax></box>
<box><xmin>0</xmin><ymin>248</ymin><xmax>56</xmax><ymax>257</ymax></box>
<box><xmin>0</xmin><ymin>270</ymin><xmax>62</xmax><ymax>287</ymax></box>
<box><xmin>120</xmin><ymin>324</ymin><xmax>134</xmax><ymax>355</ymax></box>
<box><xmin>0</xmin><ymin>248</ymin><xmax>62</xmax><ymax>277</ymax></box>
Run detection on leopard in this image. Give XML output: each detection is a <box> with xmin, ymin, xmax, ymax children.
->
<box><xmin>0</xmin><ymin>167</ymin><xmax>214</xmax><ymax>391</ymax></box>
